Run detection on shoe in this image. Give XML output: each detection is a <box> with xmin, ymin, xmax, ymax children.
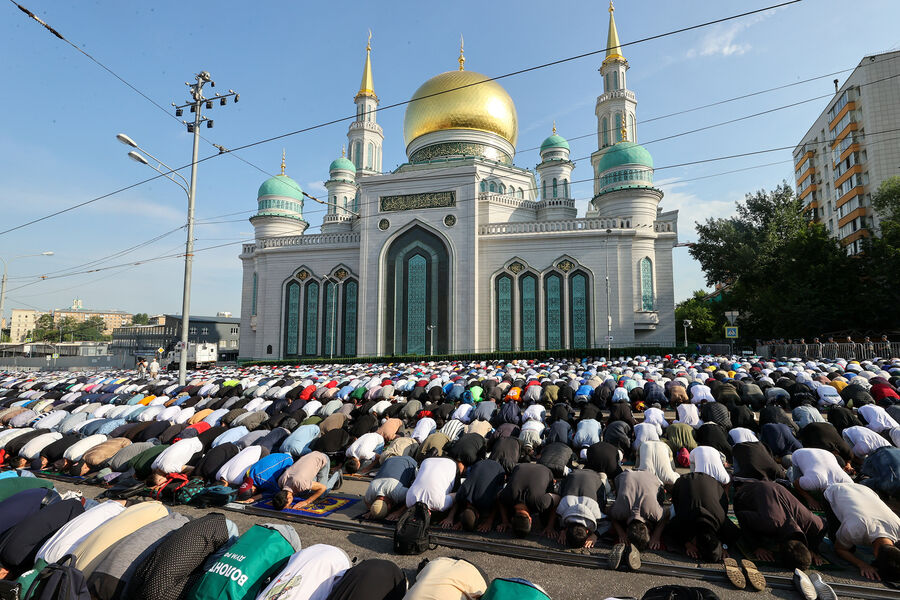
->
<box><xmin>723</xmin><ymin>558</ymin><xmax>746</xmax><ymax>589</ymax></box>
<box><xmin>740</xmin><ymin>559</ymin><xmax>766</xmax><ymax>591</ymax></box>
<box><xmin>608</xmin><ymin>543</ymin><xmax>626</xmax><ymax>570</ymax></box>
<box><xmin>332</xmin><ymin>470</ymin><xmax>344</xmax><ymax>491</ymax></box>
<box><xmin>626</xmin><ymin>545</ymin><xmax>641</xmax><ymax>571</ymax></box>
<box><xmin>793</xmin><ymin>569</ymin><xmax>816</xmax><ymax>600</ymax></box>
<box><xmin>810</xmin><ymin>572</ymin><xmax>838</xmax><ymax>600</ymax></box>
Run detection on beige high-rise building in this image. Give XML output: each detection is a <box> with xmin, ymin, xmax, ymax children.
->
<box><xmin>9</xmin><ymin>309</ymin><xmax>39</xmax><ymax>343</ymax></box>
<box><xmin>51</xmin><ymin>309</ymin><xmax>133</xmax><ymax>334</ymax></box>
<box><xmin>793</xmin><ymin>50</ymin><xmax>900</xmax><ymax>255</ymax></box>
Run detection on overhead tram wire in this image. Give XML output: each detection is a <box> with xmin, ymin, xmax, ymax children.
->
<box><xmin>1</xmin><ymin>0</ymin><xmax>803</xmax><ymax>236</ymax></box>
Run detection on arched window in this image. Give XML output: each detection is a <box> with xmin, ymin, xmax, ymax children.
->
<box><xmin>353</xmin><ymin>192</ymin><xmax>360</xmax><ymax>212</ymax></box>
<box><xmin>628</xmin><ymin>114</ymin><xmax>635</xmax><ymax>142</ymax></box>
<box><xmin>322</xmin><ymin>281</ymin><xmax>337</xmax><ymax>357</ymax></box>
<box><xmin>342</xmin><ymin>280</ymin><xmax>358</xmax><ymax>356</ymax></box>
<box><xmin>605</xmin><ymin>74</ymin><xmax>610</xmax><ymax>92</ymax></box>
<box><xmin>552</xmin><ymin>178</ymin><xmax>558</xmax><ymax>198</ymax></box>
<box><xmin>495</xmin><ymin>274</ymin><xmax>513</xmax><ymax>352</ymax></box>
<box><xmin>489</xmin><ymin>181</ymin><xmax>496</xmax><ymax>193</ymax></box>
<box><xmin>614</xmin><ymin>113</ymin><xmax>622</xmax><ymax>143</ymax></box>
<box><xmin>251</xmin><ymin>273</ymin><xmax>258</xmax><ymax>316</ymax></box>
<box><xmin>283</xmin><ymin>280</ymin><xmax>300</xmax><ymax>356</ymax></box>
<box><xmin>354</xmin><ymin>142</ymin><xmax>362</xmax><ymax>169</ymax></box>
<box><xmin>563</xmin><ymin>179</ymin><xmax>569</xmax><ymax>198</ymax></box>
<box><xmin>303</xmin><ymin>280</ymin><xmax>319</xmax><ymax>355</ymax></box>
<box><xmin>518</xmin><ymin>187</ymin><xmax>524</xmax><ymax>198</ymax></box>
<box><xmin>640</xmin><ymin>258</ymin><xmax>654</xmax><ymax>311</ymax></box>
<box><xmin>569</xmin><ymin>270</ymin><xmax>590</xmax><ymax>348</ymax></box>
<box><xmin>266</xmin><ymin>344</ymin><xmax>273</xmax><ymax>355</ymax></box>
<box><xmin>542</xmin><ymin>180</ymin><xmax>547</xmax><ymax>200</ymax></box>
<box><xmin>366</xmin><ymin>142</ymin><xmax>374</xmax><ymax>169</ymax></box>
<box><xmin>613</xmin><ymin>71</ymin><xmax>619</xmax><ymax>91</ymax></box>
<box><xmin>545</xmin><ymin>272</ymin><xmax>563</xmax><ymax>349</ymax></box>
<box><xmin>330</xmin><ymin>196</ymin><xmax>337</xmax><ymax>214</ymax></box>
<box><xmin>602</xmin><ymin>117</ymin><xmax>609</xmax><ymax>147</ymax></box>
<box><xmin>480</xmin><ymin>181</ymin><xmax>487</xmax><ymax>193</ymax></box>
<box><xmin>342</xmin><ymin>196</ymin><xmax>348</xmax><ymax>211</ymax></box>
<box><xmin>520</xmin><ymin>273</ymin><xmax>538</xmax><ymax>351</ymax></box>
<box><xmin>499</xmin><ymin>183</ymin><xmax>506</xmax><ymax>194</ymax></box>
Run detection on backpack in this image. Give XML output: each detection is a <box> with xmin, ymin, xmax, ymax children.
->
<box><xmin>0</xmin><ymin>580</ymin><xmax>20</xmax><ymax>600</ymax></box>
<box><xmin>642</xmin><ymin>585</ymin><xmax>722</xmax><ymax>600</ymax></box>
<box><xmin>393</xmin><ymin>502</ymin><xmax>431</xmax><ymax>555</ymax></box>
<box><xmin>152</xmin><ymin>473</ymin><xmax>189</xmax><ymax>502</ymax></box>
<box><xmin>482</xmin><ymin>578</ymin><xmax>550</xmax><ymax>600</ymax></box>
<box><xmin>22</xmin><ymin>555</ymin><xmax>90</xmax><ymax>600</ymax></box>
<box><xmin>190</xmin><ymin>485</ymin><xmax>237</xmax><ymax>508</ymax></box>
<box><xmin>99</xmin><ymin>477</ymin><xmax>148</xmax><ymax>500</ymax></box>
<box><xmin>173</xmin><ymin>477</ymin><xmax>207</xmax><ymax>505</ymax></box>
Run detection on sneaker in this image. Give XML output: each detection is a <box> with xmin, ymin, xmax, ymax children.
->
<box><xmin>810</xmin><ymin>572</ymin><xmax>838</xmax><ymax>600</ymax></box>
<box><xmin>332</xmin><ymin>470</ymin><xmax>344</xmax><ymax>491</ymax></box>
<box><xmin>608</xmin><ymin>543</ymin><xmax>626</xmax><ymax>570</ymax></box>
<box><xmin>793</xmin><ymin>569</ymin><xmax>816</xmax><ymax>600</ymax></box>
<box><xmin>626</xmin><ymin>545</ymin><xmax>641</xmax><ymax>571</ymax></box>
<box><xmin>723</xmin><ymin>558</ymin><xmax>746</xmax><ymax>589</ymax></box>
<box><xmin>740</xmin><ymin>559</ymin><xmax>766</xmax><ymax>591</ymax></box>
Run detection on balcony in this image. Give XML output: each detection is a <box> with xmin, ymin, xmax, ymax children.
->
<box><xmin>479</xmin><ymin>217</ymin><xmax>627</xmax><ymax>236</ymax></box>
<box><xmin>478</xmin><ymin>192</ymin><xmax>531</xmax><ymax>209</ymax></box>
<box><xmin>634</xmin><ymin>311</ymin><xmax>659</xmax><ymax>330</ymax></box>
<box><xmin>242</xmin><ymin>231</ymin><xmax>361</xmax><ymax>254</ymax></box>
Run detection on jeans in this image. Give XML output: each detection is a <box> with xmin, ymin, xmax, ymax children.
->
<box><xmin>315</xmin><ymin>463</ymin><xmax>341</xmax><ymax>492</ymax></box>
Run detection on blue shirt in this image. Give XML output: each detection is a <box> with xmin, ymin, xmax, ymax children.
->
<box><xmin>213</xmin><ymin>426</ymin><xmax>249</xmax><ymax>448</ymax></box>
<box><xmin>573</xmin><ymin>419</ymin><xmax>602</xmax><ymax>448</ymax></box>
<box><xmin>279</xmin><ymin>424</ymin><xmax>321</xmax><ymax>457</ymax></box>
<box><xmin>375</xmin><ymin>455</ymin><xmax>417</xmax><ymax>486</ymax></box>
<box><xmin>247</xmin><ymin>452</ymin><xmax>294</xmax><ymax>493</ymax></box>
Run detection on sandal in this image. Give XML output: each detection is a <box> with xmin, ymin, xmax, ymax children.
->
<box><xmin>723</xmin><ymin>557</ymin><xmax>746</xmax><ymax>589</ymax></box>
<box><xmin>740</xmin><ymin>559</ymin><xmax>766</xmax><ymax>591</ymax></box>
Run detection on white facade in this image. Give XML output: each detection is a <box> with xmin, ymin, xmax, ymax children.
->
<box><xmin>239</xmin><ymin>9</ymin><xmax>678</xmax><ymax>360</ymax></box>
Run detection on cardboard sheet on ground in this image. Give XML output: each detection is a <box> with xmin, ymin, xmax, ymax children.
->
<box><xmin>255</xmin><ymin>495</ymin><xmax>358</xmax><ymax>517</ymax></box>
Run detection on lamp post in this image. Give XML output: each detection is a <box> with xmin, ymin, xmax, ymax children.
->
<box><xmin>682</xmin><ymin>319</ymin><xmax>692</xmax><ymax>348</ymax></box>
<box><xmin>118</xmin><ymin>71</ymin><xmax>238</xmax><ymax>385</ymax></box>
<box><xmin>0</xmin><ymin>251</ymin><xmax>54</xmax><ymax>339</ymax></box>
<box><xmin>605</xmin><ymin>228</ymin><xmax>613</xmax><ymax>360</ymax></box>
<box><xmin>427</xmin><ymin>325</ymin><xmax>436</xmax><ymax>356</ymax></box>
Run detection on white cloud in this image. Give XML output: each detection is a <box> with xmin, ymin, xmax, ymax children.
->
<box><xmin>685</xmin><ymin>10</ymin><xmax>776</xmax><ymax>59</ymax></box>
<box><xmin>656</xmin><ymin>177</ymin><xmax>737</xmax><ymax>239</ymax></box>
<box><xmin>305</xmin><ymin>180</ymin><xmax>327</xmax><ymax>195</ymax></box>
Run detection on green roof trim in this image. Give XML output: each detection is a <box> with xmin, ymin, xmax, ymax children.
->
<box><xmin>257</xmin><ymin>175</ymin><xmax>303</xmax><ymax>200</ymax></box>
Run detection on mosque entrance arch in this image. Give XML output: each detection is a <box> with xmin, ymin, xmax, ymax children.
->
<box><xmin>383</xmin><ymin>224</ymin><xmax>450</xmax><ymax>355</ymax></box>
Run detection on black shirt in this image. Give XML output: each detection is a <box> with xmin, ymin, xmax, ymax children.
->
<box><xmin>39</xmin><ymin>433</ymin><xmax>81</xmax><ymax>462</ymax></box>
<box><xmin>602</xmin><ymin>421</ymin><xmax>632</xmax><ymax>454</ymax></box>
<box><xmin>312</xmin><ymin>428</ymin><xmax>351</xmax><ymax>454</ymax></box>
<box><xmin>607</xmin><ymin>403</ymin><xmax>637</xmax><ymax>428</ymax></box>
<box><xmin>490</xmin><ymin>436</ymin><xmax>521</xmax><ymax>473</ymax></box>
<box><xmin>695</xmin><ymin>423</ymin><xmax>732</xmax><ymax>461</ymax></box>
<box><xmin>732</xmin><ymin>442</ymin><xmax>785</xmax><ymax>481</ymax></box>
<box><xmin>350</xmin><ymin>414</ymin><xmax>379</xmax><ymax>438</ymax></box>
<box><xmin>447</xmin><ymin>433</ymin><xmax>486</xmax><ymax>467</ymax></box>
<box><xmin>670</xmin><ymin>472</ymin><xmax>734</xmax><ymax>540</ymax></box>
<box><xmin>499</xmin><ymin>463</ymin><xmax>554</xmax><ymax>513</ymax></box>
<box><xmin>560</xmin><ymin>468</ymin><xmax>604</xmax><ymax>502</ymax></box>
<box><xmin>798</xmin><ymin>422</ymin><xmax>853</xmax><ymax>463</ymax></box>
<box><xmin>137</xmin><ymin>420</ymin><xmax>173</xmax><ymax>443</ymax></box>
<box><xmin>193</xmin><ymin>442</ymin><xmax>239</xmax><ymax>481</ymax></box>
<box><xmin>538</xmin><ymin>442</ymin><xmax>573</xmax><ymax>477</ymax></box>
<box><xmin>459</xmin><ymin>459</ymin><xmax>506</xmax><ymax>511</ymax></box>
<box><xmin>585</xmin><ymin>441</ymin><xmax>623</xmax><ymax>481</ymax></box>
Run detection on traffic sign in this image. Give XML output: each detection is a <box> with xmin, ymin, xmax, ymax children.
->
<box><xmin>605</xmin><ymin>336</ymin><xmax>614</xmax><ymax>341</ymax></box>
<box><xmin>52</xmin><ymin>353</ymin><xmax>59</xmax><ymax>359</ymax></box>
<box><xmin>157</xmin><ymin>347</ymin><xmax>165</xmax><ymax>354</ymax></box>
<box><xmin>24</xmin><ymin>337</ymin><xmax>32</xmax><ymax>343</ymax></box>
<box><xmin>725</xmin><ymin>326</ymin><xmax>739</xmax><ymax>339</ymax></box>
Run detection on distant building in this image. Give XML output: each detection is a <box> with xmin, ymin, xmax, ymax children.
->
<box><xmin>110</xmin><ymin>314</ymin><xmax>240</xmax><ymax>362</ymax></box>
<box><xmin>9</xmin><ymin>309</ymin><xmax>38</xmax><ymax>343</ymax></box>
<box><xmin>793</xmin><ymin>50</ymin><xmax>900</xmax><ymax>255</ymax></box>
<box><xmin>50</xmin><ymin>307</ymin><xmax>132</xmax><ymax>335</ymax></box>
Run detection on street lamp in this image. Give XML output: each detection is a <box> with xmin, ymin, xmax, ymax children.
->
<box><xmin>0</xmin><ymin>251</ymin><xmax>54</xmax><ymax>338</ymax></box>
<box><xmin>682</xmin><ymin>319</ymin><xmax>692</xmax><ymax>348</ymax></box>
<box><xmin>427</xmin><ymin>325</ymin><xmax>436</xmax><ymax>356</ymax></box>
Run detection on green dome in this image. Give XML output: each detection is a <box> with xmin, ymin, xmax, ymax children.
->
<box><xmin>257</xmin><ymin>175</ymin><xmax>303</xmax><ymax>200</ymax></box>
<box><xmin>596</xmin><ymin>141</ymin><xmax>654</xmax><ymax>174</ymax></box>
<box><xmin>329</xmin><ymin>156</ymin><xmax>356</xmax><ymax>173</ymax></box>
<box><xmin>540</xmin><ymin>133</ymin><xmax>569</xmax><ymax>153</ymax></box>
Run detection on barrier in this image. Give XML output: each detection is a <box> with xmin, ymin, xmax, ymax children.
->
<box><xmin>756</xmin><ymin>342</ymin><xmax>900</xmax><ymax>361</ymax></box>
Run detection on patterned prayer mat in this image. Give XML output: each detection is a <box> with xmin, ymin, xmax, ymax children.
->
<box><xmin>255</xmin><ymin>495</ymin><xmax>359</xmax><ymax>517</ymax></box>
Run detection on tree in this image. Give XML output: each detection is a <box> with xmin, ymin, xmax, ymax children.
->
<box><xmin>689</xmin><ymin>182</ymin><xmax>857</xmax><ymax>340</ymax></box>
<box><xmin>872</xmin><ymin>176</ymin><xmax>900</xmax><ymax>226</ymax></box>
<box><xmin>675</xmin><ymin>290</ymin><xmax>723</xmax><ymax>343</ymax></box>
<box><xmin>132</xmin><ymin>313</ymin><xmax>150</xmax><ymax>325</ymax></box>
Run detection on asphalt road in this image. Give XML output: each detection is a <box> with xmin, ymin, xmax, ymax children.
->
<box><xmin>50</xmin><ymin>479</ymin><xmax>803</xmax><ymax>600</ymax></box>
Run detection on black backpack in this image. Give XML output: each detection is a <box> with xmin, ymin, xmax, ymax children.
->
<box><xmin>393</xmin><ymin>502</ymin><xmax>431</xmax><ymax>555</ymax></box>
<box><xmin>642</xmin><ymin>585</ymin><xmax>721</xmax><ymax>600</ymax></box>
<box><xmin>190</xmin><ymin>485</ymin><xmax>237</xmax><ymax>508</ymax></box>
<box><xmin>22</xmin><ymin>555</ymin><xmax>90</xmax><ymax>600</ymax></box>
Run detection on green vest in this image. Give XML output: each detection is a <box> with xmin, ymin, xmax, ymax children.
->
<box><xmin>188</xmin><ymin>525</ymin><xmax>295</xmax><ymax>600</ymax></box>
<box><xmin>0</xmin><ymin>478</ymin><xmax>53</xmax><ymax>502</ymax></box>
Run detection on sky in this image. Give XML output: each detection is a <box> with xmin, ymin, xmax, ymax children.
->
<box><xmin>1</xmin><ymin>0</ymin><xmax>898</xmax><ymax>320</ymax></box>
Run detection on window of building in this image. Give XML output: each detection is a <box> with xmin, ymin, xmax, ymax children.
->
<box><xmin>499</xmin><ymin>183</ymin><xmax>506</xmax><ymax>194</ymax></box>
<box><xmin>480</xmin><ymin>181</ymin><xmax>487</xmax><ymax>193</ymax></box>
<box><xmin>520</xmin><ymin>273</ymin><xmax>538</xmax><ymax>351</ymax></box>
<box><xmin>517</xmin><ymin>187</ymin><xmax>524</xmax><ymax>198</ymax></box>
<box><xmin>602</xmin><ymin>117</ymin><xmax>609</xmax><ymax>147</ymax></box>
<box><xmin>563</xmin><ymin>179</ymin><xmax>569</xmax><ymax>198</ymax></box>
<box><xmin>495</xmin><ymin>274</ymin><xmax>513</xmax><ymax>352</ymax></box>
<box><xmin>545</xmin><ymin>272</ymin><xmax>564</xmax><ymax>349</ymax></box>
<box><xmin>552</xmin><ymin>178</ymin><xmax>558</xmax><ymax>198</ymax></box>
<box><xmin>322</xmin><ymin>281</ymin><xmax>337</xmax><ymax>357</ymax></box>
<box><xmin>614</xmin><ymin>113</ymin><xmax>622</xmax><ymax>143</ymax></box>
<box><xmin>342</xmin><ymin>280</ymin><xmax>358</xmax><ymax>357</ymax></box>
<box><xmin>569</xmin><ymin>270</ymin><xmax>590</xmax><ymax>348</ymax></box>
<box><xmin>189</xmin><ymin>327</ymin><xmax>197</xmax><ymax>335</ymax></box>
<box><xmin>640</xmin><ymin>257</ymin><xmax>654</xmax><ymax>311</ymax></box>
<box><xmin>490</xmin><ymin>181</ymin><xmax>497</xmax><ymax>193</ymax></box>
<box><xmin>612</xmin><ymin>71</ymin><xmax>619</xmax><ymax>90</ymax></box>
<box><xmin>201</xmin><ymin>328</ymin><xmax>208</xmax><ymax>335</ymax></box>
<box><xmin>303</xmin><ymin>280</ymin><xmax>320</xmax><ymax>356</ymax></box>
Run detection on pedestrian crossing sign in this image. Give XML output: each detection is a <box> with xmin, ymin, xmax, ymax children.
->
<box><xmin>725</xmin><ymin>326</ymin><xmax>738</xmax><ymax>339</ymax></box>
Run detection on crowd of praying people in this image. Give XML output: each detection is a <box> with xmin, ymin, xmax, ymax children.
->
<box><xmin>1</xmin><ymin>353</ymin><xmax>900</xmax><ymax>599</ymax></box>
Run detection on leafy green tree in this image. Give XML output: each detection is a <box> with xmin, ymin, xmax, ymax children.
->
<box><xmin>132</xmin><ymin>313</ymin><xmax>150</xmax><ymax>325</ymax></box>
<box><xmin>675</xmin><ymin>291</ymin><xmax>722</xmax><ymax>343</ymax></box>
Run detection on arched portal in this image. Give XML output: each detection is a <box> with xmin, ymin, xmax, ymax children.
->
<box><xmin>384</xmin><ymin>225</ymin><xmax>450</xmax><ymax>355</ymax></box>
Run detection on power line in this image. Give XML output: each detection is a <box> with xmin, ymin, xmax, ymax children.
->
<box><xmin>1</xmin><ymin>0</ymin><xmax>802</xmax><ymax>237</ymax></box>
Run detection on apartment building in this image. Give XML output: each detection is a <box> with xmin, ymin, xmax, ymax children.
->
<box><xmin>8</xmin><ymin>309</ymin><xmax>38</xmax><ymax>343</ymax></box>
<box><xmin>793</xmin><ymin>50</ymin><xmax>900</xmax><ymax>254</ymax></box>
<box><xmin>50</xmin><ymin>308</ymin><xmax>133</xmax><ymax>334</ymax></box>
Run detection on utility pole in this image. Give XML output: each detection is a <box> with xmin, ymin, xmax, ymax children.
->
<box><xmin>172</xmin><ymin>72</ymin><xmax>238</xmax><ymax>385</ymax></box>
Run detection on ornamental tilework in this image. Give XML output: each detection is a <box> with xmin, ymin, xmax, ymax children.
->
<box><xmin>304</xmin><ymin>282</ymin><xmax>319</xmax><ymax>355</ymax></box>
<box><xmin>380</xmin><ymin>191</ymin><xmax>456</xmax><ymax>212</ymax></box>
<box><xmin>571</xmin><ymin>273</ymin><xmax>588</xmax><ymax>348</ymax></box>
<box><xmin>323</xmin><ymin>282</ymin><xmax>336</xmax><ymax>357</ymax></box>
<box><xmin>407</xmin><ymin>255</ymin><xmax>427</xmax><ymax>353</ymax></box>
<box><xmin>546</xmin><ymin>275</ymin><xmax>563</xmax><ymax>349</ymax></box>
<box><xmin>343</xmin><ymin>281</ymin><xmax>358</xmax><ymax>356</ymax></box>
<box><xmin>521</xmin><ymin>275</ymin><xmax>537</xmax><ymax>351</ymax></box>
<box><xmin>409</xmin><ymin>142</ymin><xmax>511</xmax><ymax>165</ymax></box>
<box><xmin>285</xmin><ymin>282</ymin><xmax>299</xmax><ymax>356</ymax></box>
<box><xmin>497</xmin><ymin>276</ymin><xmax>512</xmax><ymax>351</ymax></box>
<box><xmin>640</xmin><ymin>258</ymin><xmax>654</xmax><ymax>311</ymax></box>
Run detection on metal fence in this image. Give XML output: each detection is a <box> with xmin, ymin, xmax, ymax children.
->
<box><xmin>755</xmin><ymin>342</ymin><xmax>900</xmax><ymax>361</ymax></box>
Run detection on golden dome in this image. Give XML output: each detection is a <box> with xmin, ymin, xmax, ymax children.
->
<box><xmin>403</xmin><ymin>70</ymin><xmax>518</xmax><ymax>148</ymax></box>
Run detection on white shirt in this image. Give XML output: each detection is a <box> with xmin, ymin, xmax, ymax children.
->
<box><xmin>690</xmin><ymin>385</ymin><xmax>714</xmax><ymax>404</ymax></box>
<box><xmin>173</xmin><ymin>407</ymin><xmax>195</xmax><ymax>424</ymax></box>
<box><xmin>19</xmin><ymin>432</ymin><xmax>62</xmax><ymax>460</ymax></box>
<box><xmin>643</xmin><ymin>407</ymin><xmax>668</xmax><ymax>429</ymax></box>
<box><xmin>151</xmin><ymin>437</ymin><xmax>202</xmax><ymax>474</ymax></box>
<box><xmin>63</xmin><ymin>434</ymin><xmax>107</xmax><ymax>462</ymax></box>
<box><xmin>675</xmin><ymin>404</ymin><xmax>702</xmax><ymax>429</ymax></box>
<box><xmin>406</xmin><ymin>457</ymin><xmax>456</xmax><ymax>511</ymax></box>
<box><xmin>637</xmin><ymin>440</ymin><xmax>679</xmax><ymax>487</ymax></box>
<box><xmin>33</xmin><ymin>410</ymin><xmax>68</xmax><ymax>430</ymax></box>
<box><xmin>301</xmin><ymin>400</ymin><xmax>323</xmax><ymax>418</ymax></box>
<box><xmin>412</xmin><ymin>418</ymin><xmax>436</xmax><ymax>443</ymax></box>
<box><xmin>842</xmin><ymin>426</ymin><xmax>890</xmax><ymax>458</ymax></box>
<box><xmin>816</xmin><ymin>385</ymin><xmax>843</xmax><ymax>407</ymax></box>
<box><xmin>632</xmin><ymin>422</ymin><xmax>662</xmax><ymax>450</ymax></box>
<box><xmin>450</xmin><ymin>404</ymin><xmax>474</xmax><ymax>424</ymax></box>
<box><xmin>37</xmin><ymin>501</ymin><xmax>125</xmax><ymax>564</ymax></box>
<box><xmin>257</xmin><ymin>544</ymin><xmax>350</xmax><ymax>600</ymax></box>
<box><xmin>859</xmin><ymin>405</ymin><xmax>900</xmax><ymax>434</ymax></box>
<box><xmin>346</xmin><ymin>433</ymin><xmax>384</xmax><ymax>462</ymax></box>
<box><xmin>825</xmin><ymin>482</ymin><xmax>900</xmax><ymax>548</ymax></box>
<box><xmin>216</xmin><ymin>445</ymin><xmax>262</xmax><ymax>485</ymax></box>
<box><xmin>791</xmin><ymin>447</ymin><xmax>852</xmax><ymax>492</ymax></box>
<box><xmin>369</xmin><ymin>400</ymin><xmax>392</xmax><ymax>416</ymax></box>
<box><xmin>522</xmin><ymin>404</ymin><xmax>546</xmax><ymax>424</ymax></box>
<box><xmin>156</xmin><ymin>406</ymin><xmax>181</xmax><ymax>422</ymax></box>
<box><xmin>728</xmin><ymin>427</ymin><xmax>758</xmax><ymax>444</ymax></box>
<box><xmin>689</xmin><ymin>446</ymin><xmax>730</xmax><ymax>485</ymax></box>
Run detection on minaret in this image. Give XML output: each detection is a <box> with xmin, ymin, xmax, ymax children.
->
<box><xmin>595</xmin><ymin>1</ymin><xmax>637</xmax><ymax>150</ymax></box>
<box><xmin>536</xmin><ymin>122</ymin><xmax>576</xmax><ymax>220</ymax></box>
<box><xmin>347</xmin><ymin>31</ymin><xmax>384</xmax><ymax>177</ymax></box>
<box><xmin>322</xmin><ymin>146</ymin><xmax>357</xmax><ymax>233</ymax></box>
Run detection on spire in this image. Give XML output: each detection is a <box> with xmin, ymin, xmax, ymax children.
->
<box><xmin>458</xmin><ymin>34</ymin><xmax>465</xmax><ymax>71</ymax></box>
<box><xmin>356</xmin><ymin>30</ymin><xmax>376</xmax><ymax>100</ymax></box>
<box><xmin>341</xmin><ymin>145</ymin><xmax>346</xmax><ymax>158</ymax></box>
<box><xmin>552</xmin><ymin>121</ymin><xmax>557</xmax><ymax>135</ymax></box>
<box><xmin>603</xmin><ymin>1</ymin><xmax>626</xmax><ymax>66</ymax></box>
<box><xmin>280</xmin><ymin>148</ymin><xmax>286</xmax><ymax>176</ymax></box>
<box><xmin>620</xmin><ymin>120</ymin><xmax>627</xmax><ymax>144</ymax></box>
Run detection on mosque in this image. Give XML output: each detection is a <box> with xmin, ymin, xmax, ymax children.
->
<box><xmin>238</xmin><ymin>5</ymin><xmax>678</xmax><ymax>360</ymax></box>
